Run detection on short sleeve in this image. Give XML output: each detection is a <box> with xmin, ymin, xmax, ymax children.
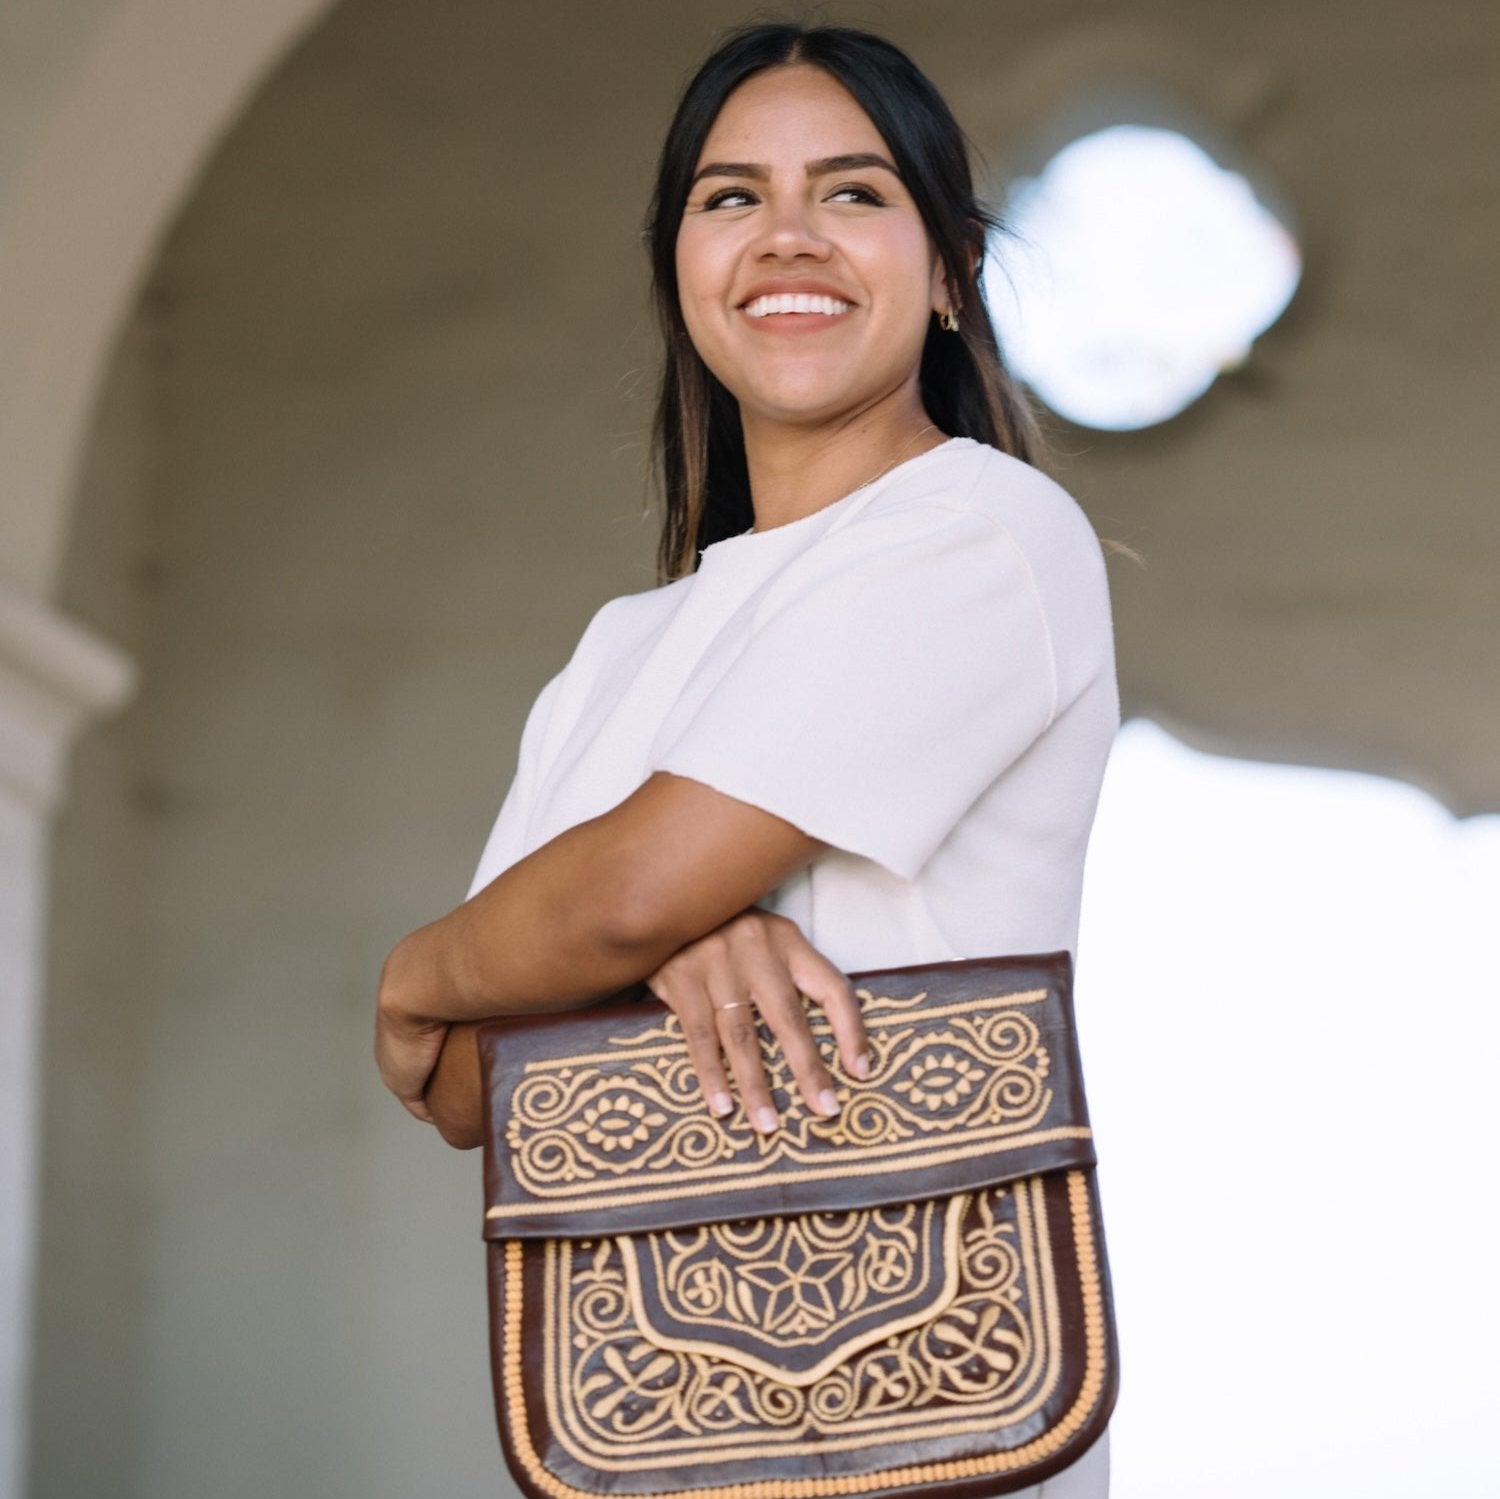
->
<box><xmin>653</xmin><ymin>505</ymin><xmax>1058</xmax><ymax>881</ymax></box>
<box><xmin>465</xmin><ymin>671</ymin><xmax>564</xmax><ymax>899</ymax></box>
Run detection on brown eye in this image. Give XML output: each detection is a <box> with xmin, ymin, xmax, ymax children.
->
<box><xmin>828</xmin><ymin>184</ymin><xmax>886</xmax><ymax>206</ymax></box>
<box><xmin>702</xmin><ymin>187</ymin><xmax>758</xmax><ymax>210</ymax></box>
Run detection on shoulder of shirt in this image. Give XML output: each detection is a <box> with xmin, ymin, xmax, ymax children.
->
<box><xmin>847</xmin><ymin>438</ymin><xmax>1106</xmax><ymax>568</ymax></box>
<box><xmin>568</xmin><ymin>571</ymin><xmax>692</xmax><ymax>653</ymax></box>
<box><xmin>567</xmin><ymin>441</ymin><xmax>1100</xmax><ymax>647</ymax></box>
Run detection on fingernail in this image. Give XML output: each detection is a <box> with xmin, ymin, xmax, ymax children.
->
<box><xmin>817</xmin><ymin>1088</ymin><xmax>840</xmax><ymax>1118</ymax></box>
<box><xmin>754</xmin><ymin>1105</ymin><xmax>779</xmax><ymax>1134</ymax></box>
<box><xmin>854</xmin><ymin>1053</ymin><xmax>872</xmax><ymax>1080</ymax></box>
<box><xmin>710</xmin><ymin>1091</ymin><xmax>733</xmax><ymax>1118</ymax></box>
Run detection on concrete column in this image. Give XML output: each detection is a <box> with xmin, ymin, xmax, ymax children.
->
<box><xmin>0</xmin><ymin>581</ymin><xmax>133</xmax><ymax>1499</ymax></box>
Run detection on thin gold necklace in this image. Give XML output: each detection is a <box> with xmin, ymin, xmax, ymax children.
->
<box><xmin>849</xmin><ymin>423</ymin><xmax>939</xmax><ymax>496</ymax></box>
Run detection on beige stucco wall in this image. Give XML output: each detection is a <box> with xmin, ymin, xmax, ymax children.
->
<box><xmin>0</xmin><ymin>0</ymin><xmax>117</xmax><ymax>206</ymax></box>
<box><xmin>30</xmin><ymin>5</ymin><xmax>661</xmax><ymax>1490</ymax></box>
<box><xmin>8</xmin><ymin>0</ymin><xmax>1499</xmax><ymax>1496</ymax></box>
<box><xmin>26</xmin><ymin>320</ymin><xmax>158</xmax><ymax>1497</ymax></box>
<box><xmin>0</xmin><ymin>0</ymin><xmax>333</xmax><ymax>596</ymax></box>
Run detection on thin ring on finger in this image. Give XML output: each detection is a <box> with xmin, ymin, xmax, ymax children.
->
<box><xmin>712</xmin><ymin>999</ymin><xmax>777</xmax><ymax>1134</ymax></box>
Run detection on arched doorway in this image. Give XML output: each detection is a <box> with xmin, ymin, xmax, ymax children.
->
<box><xmin>30</xmin><ymin>1</ymin><xmax>679</xmax><ymax>1492</ymax></box>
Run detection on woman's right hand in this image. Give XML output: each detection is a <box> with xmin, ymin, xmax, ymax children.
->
<box><xmin>646</xmin><ymin>909</ymin><xmax>870</xmax><ymax>1134</ymax></box>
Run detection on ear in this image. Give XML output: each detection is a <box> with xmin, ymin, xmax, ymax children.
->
<box><xmin>930</xmin><ymin>246</ymin><xmax>981</xmax><ymax>320</ymax></box>
<box><xmin>930</xmin><ymin>256</ymin><xmax>955</xmax><ymax>320</ymax></box>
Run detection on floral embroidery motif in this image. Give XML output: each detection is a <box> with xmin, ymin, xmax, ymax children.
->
<box><xmin>892</xmin><ymin>1047</ymin><xmax>988</xmax><ymax>1111</ymax></box>
<box><xmin>739</xmin><ymin>1222</ymin><xmax>852</xmax><ymax>1336</ymax></box>
<box><xmin>567</xmin><ymin>1094</ymin><xmax>669</xmax><ymax>1153</ymax></box>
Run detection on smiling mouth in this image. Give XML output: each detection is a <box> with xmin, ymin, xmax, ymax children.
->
<box><xmin>742</xmin><ymin>293</ymin><xmax>853</xmax><ymax>318</ymax></box>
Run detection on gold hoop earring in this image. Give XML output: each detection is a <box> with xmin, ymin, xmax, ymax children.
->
<box><xmin>939</xmin><ymin>306</ymin><xmax>960</xmax><ymax>333</ymax></box>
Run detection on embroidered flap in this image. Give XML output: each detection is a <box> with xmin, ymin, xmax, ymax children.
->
<box><xmin>480</xmin><ymin>952</ymin><xmax>1094</xmax><ymax>1239</ymax></box>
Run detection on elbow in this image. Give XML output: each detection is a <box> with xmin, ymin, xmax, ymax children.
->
<box><xmin>432</xmin><ymin>1112</ymin><xmax>484</xmax><ymax>1151</ymax></box>
<box><xmin>428</xmin><ymin>1082</ymin><xmax>486</xmax><ymax>1150</ymax></box>
<box><xmin>587</xmin><ymin>864</ymin><xmax>685</xmax><ymax>967</ymax></box>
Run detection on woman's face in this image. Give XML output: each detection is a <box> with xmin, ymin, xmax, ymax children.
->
<box><xmin>675</xmin><ymin>64</ymin><xmax>948</xmax><ymax>431</ymax></box>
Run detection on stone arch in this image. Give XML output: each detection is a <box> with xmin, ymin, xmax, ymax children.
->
<box><xmin>0</xmin><ymin>0</ymin><xmax>339</xmax><ymax>599</ymax></box>
<box><xmin>1</xmin><ymin>8</ymin><xmax>341</xmax><ymax>1492</ymax></box>
<box><xmin>24</xmin><ymin>2</ymin><xmax>670</xmax><ymax>1492</ymax></box>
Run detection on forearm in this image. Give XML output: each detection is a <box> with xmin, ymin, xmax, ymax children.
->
<box><xmin>385</xmin><ymin>776</ymin><xmax>818</xmax><ymax>1030</ymax></box>
<box><xmin>376</xmin><ymin>773</ymin><xmax>821</xmax><ymax>1131</ymax></box>
<box><xmin>385</xmin><ymin>823</ymin><xmax>690</xmax><ymax>1036</ymax></box>
<box><xmin>378</xmin><ymin>843</ymin><xmax>661</xmax><ymax>1145</ymax></box>
<box><xmin>414</xmin><ymin>806</ymin><xmax>756</xmax><ymax>1147</ymax></box>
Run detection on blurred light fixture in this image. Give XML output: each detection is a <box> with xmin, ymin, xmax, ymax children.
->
<box><xmin>985</xmin><ymin>124</ymin><xmax>1301</xmax><ymax>431</ymax></box>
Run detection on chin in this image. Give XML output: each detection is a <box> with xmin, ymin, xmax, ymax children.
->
<box><xmin>723</xmin><ymin>350</ymin><xmax>920</xmax><ymax>430</ymax></box>
<box><xmin>733</xmin><ymin>374</ymin><xmax>887</xmax><ymax>428</ymax></box>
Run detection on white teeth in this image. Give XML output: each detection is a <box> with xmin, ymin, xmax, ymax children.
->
<box><xmin>743</xmin><ymin>293</ymin><xmax>853</xmax><ymax>318</ymax></box>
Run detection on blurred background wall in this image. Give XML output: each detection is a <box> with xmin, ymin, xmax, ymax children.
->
<box><xmin>0</xmin><ymin>1</ymin><xmax>1494</xmax><ymax>1496</ymax></box>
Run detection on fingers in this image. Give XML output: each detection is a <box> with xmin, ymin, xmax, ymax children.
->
<box><xmin>655</xmin><ymin>973</ymin><xmax>734</xmax><ymax>1119</ymax></box>
<box><xmin>652</xmin><ymin>944</ymin><xmax>818</xmax><ymax>1134</ymax></box>
<box><xmin>712</xmin><ymin>991</ymin><xmax>782</xmax><ymax>1135</ymax></box>
<box><xmin>648</xmin><ymin>911</ymin><xmax>868</xmax><ymax>1133</ymax></box>
<box><xmin>743</xmin><ymin>961</ymin><xmax>841</xmax><ymax>1125</ymax></box>
<box><xmin>375</xmin><ymin>1008</ymin><xmax>449</xmax><ymax>1121</ymax></box>
<box><xmin>712</xmin><ymin>917</ymin><xmax>846</xmax><ymax>1130</ymax></box>
<box><xmin>784</xmin><ymin>937</ymin><xmax>871</xmax><ymax>1081</ymax></box>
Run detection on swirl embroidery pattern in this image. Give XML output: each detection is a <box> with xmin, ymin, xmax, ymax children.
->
<box><xmin>498</xmin><ymin>987</ymin><xmax>1063</xmax><ymax>1218</ymax></box>
<box><xmin>541</xmin><ymin>1183</ymin><xmax>1064</xmax><ymax>1472</ymax></box>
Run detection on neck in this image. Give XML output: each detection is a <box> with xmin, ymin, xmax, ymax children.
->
<box><xmin>741</xmin><ymin>393</ymin><xmax>945</xmax><ymax>533</ymax></box>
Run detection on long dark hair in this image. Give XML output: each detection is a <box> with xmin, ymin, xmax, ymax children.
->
<box><xmin>646</xmin><ymin>22</ymin><xmax>1042</xmax><ymax>581</ymax></box>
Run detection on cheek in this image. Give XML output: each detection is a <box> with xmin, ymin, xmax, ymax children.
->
<box><xmin>674</xmin><ymin>224</ymin><xmax>730</xmax><ymax>312</ymax></box>
<box><xmin>673</xmin><ymin>234</ymin><xmax>736</xmax><ymax>378</ymax></box>
<box><xmin>852</xmin><ymin>222</ymin><xmax>943</xmax><ymax>304</ymax></box>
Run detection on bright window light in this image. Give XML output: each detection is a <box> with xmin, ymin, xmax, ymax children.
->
<box><xmin>986</xmin><ymin>125</ymin><xmax>1301</xmax><ymax>430</ymax></box>
<box><xmin>1078</xmin><ymin>720</ymin><xmax>1499</xmax><ymax>1497</ymax></box>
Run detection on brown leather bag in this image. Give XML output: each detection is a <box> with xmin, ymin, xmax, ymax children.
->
<box><xmin>478</xmin><ymin>951</ymin><xmax>1117</xmax><ymax>1499</ymax></box>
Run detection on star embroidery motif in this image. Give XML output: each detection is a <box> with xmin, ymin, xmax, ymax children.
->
<box><xmin>738</xmin><ymin>1223</ymin><xmax>852</xmax><ymax>1335</ymax></box>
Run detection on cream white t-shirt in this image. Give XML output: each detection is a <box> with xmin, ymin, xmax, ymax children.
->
<box><xmin>466</xmin><ymin>437</ymin><xmax>1119</xmax><ymax>976</ymax></box>
<box><xmin>465</xmin><ymin>436</ymin><xmax>1118</xmax><ymax>1497</ymax></box>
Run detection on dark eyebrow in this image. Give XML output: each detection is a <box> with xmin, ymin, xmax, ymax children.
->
<box><xmin>805</xmin><ymin>152</ymin><xmax>901</xmax><ymax>179</ymax></box>
<box><xmin>689</xmin><ymin>152</ymin><xmax>901</xmax><ymax>187</ymax></box>
<box><xmin>691</xmin><ymin>161</ymin><xmax>769</xmax><ymax>186</ymax></box>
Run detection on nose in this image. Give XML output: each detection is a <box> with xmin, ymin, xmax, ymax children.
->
<box><xmin>754</xmin><ymin>195</ymin><xmax>831</xmax><ymax>262</ymax></box>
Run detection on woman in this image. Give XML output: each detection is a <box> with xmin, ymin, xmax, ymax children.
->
<box><xmin>376</xmin><ymin>22</ymin><xmax>1116</xmax><ymax>1497</ymax></box>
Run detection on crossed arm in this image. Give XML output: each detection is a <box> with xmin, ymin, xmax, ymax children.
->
<box><xmin>375</xmin><ymin>771</ymin><xmax>868</xmax><ymax>1148</ymax></box>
